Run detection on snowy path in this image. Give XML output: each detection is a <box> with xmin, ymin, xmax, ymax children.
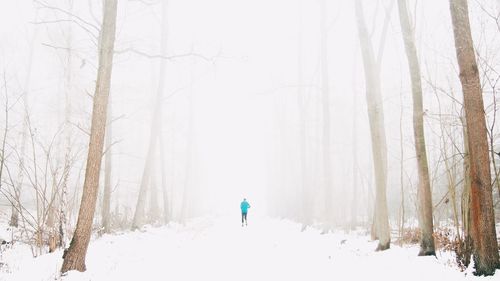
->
<box><xmin>1</xmin><ymin>216</ymin><xmax>496</xmax><ymax>280</ymax></box>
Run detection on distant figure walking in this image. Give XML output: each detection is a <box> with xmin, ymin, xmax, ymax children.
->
<box><xmin>240</xmin><ymin>198</ymin><xmax>251</xmax><ymax>226</ymax></box>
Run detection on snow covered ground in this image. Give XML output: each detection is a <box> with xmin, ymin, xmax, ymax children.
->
<box><xmin>0</xmin><ymin>215</ymin><xmax>498</xmax><ymax>281</ymax></box>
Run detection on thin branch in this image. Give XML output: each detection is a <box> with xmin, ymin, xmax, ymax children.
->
<box><xmin>114</xmin><ymin>47</ymin><xmax>220</xmax><ymax>63</ymax></box>
<box><xmin>34</xmin><ymin>0</ymin><xmax>100</xmax><ymax>33</ymax></box>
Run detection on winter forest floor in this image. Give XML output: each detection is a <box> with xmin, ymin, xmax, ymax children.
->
<box><xmin>0</xmin><ymin>215</ymin><xmax>498</xmax><ymax>281</ymax></box>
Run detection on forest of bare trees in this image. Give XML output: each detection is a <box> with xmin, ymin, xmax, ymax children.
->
<box><xmin>0</xmin><ymin>0</ymin><xmax>499</xmax><ymax>278</ymax></box>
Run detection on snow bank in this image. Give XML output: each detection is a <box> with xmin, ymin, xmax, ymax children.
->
<box><xmin>0</xmin><ymin>215</ymin><xmax>497</xmax><ymax>280</ymax></box>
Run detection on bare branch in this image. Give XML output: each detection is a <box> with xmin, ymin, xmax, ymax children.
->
<box><xmin>33</xmin><ymin>0</ymin><xmax>100</xmax><ymax>33</ymax></box>
<box><xmin>114</xmin><ymin>47</ymin><xmax>220</xmax><ymax>63</ymax></box>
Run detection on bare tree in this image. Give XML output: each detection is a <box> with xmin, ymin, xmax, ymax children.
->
<box><xmin>354</xmin><ymin>0</ymin><xmax>390</xmax><ymax>251</ymax></box>
<box><xmin>61</xmin><ymin>0</ymin><xmax>118</xmax><ymax>272</ymax></box>
<box><xmin>449</xmin><ymin>0</ymin><xmax>500</xmax><ymax>275</ymax></box>
<box><xmin>131</xmin><ymin>0</ymin><xmax>169</xmax><ymax>229</ymax></box>
<box><xmin>297</xmin><ymin>0</ymin><xmax>311</xmax><ymax>230</ymax></box>
<box><xmin>319</xmin><ymin>0</ymin><xmax>333</xmax><ymax>230</ymax></box>
<box><xmin>397</xmin><ymin>0</ymin><xmax>435</xmax><ymax>256</ymax></box>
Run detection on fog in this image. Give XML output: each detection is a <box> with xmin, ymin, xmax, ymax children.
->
<box><xmin>1</xmin><ymin>0</ymin><xmax>500</xmax><ymax>235</ymax></box>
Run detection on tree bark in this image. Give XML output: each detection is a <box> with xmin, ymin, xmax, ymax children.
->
<box><xmin>355</xmin><ymin>0</ymin><xmax>390</xmax><ymax>251</ymax></box>
<box><xmin>61</xmin><ymin>0</ymin><xmax>117</xmax><ymax>273</ymax></box>
<box><xmin>397</xmin><ymin>0</ymin><xmax>435</xmax><ymax>256</ymax></box>
<box><xmin>449</xmin><ymin>0</ymin><xmax>500</xmax><ymax>275</ymax></box>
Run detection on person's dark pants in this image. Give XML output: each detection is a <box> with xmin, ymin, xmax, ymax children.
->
<box><xmin>242</xmin><ymin>212</ymin><xmax>248</xmax><ymax>224</ymax></box>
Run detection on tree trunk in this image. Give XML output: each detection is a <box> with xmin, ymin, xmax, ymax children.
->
<box><xmin>158</xmin><ymin>0</ymin><xmax>170</xmax><ymax>225</ymax></box>
<box><xmin>351</xmin><ymin>82</ymin><xmax>358</xmax><ymax>230</ymax></box>
<box><xmin>398</xmin><ymin>81</ymin><xmax>405</xmax><ymax>242</ymax></box>
<box><xmin>461</xmin><ymin>115</ymin><xmax>473</xmax><ymax>269</ymax></box>
<box><xmin>148</xmin><ymin>160</ymin><xmax>160</xmax><ymax>223</ymax></box>
<box><xmin>181</xmin><ymin>60</ymin><xmax>195</xmax><ymax>223</ymax></box>
<box><xmin>397</xmin><ymin>0</ymin><xmax>435</xmax><ymax>256</ymax></box>
<box><xmin>297</xmin><ymin>0</ymin><xmax>310</xmax><ymax>229</ymax></box>
<box><xmin>160</xmin><ymin>133</ymin><xmax>170</xmax><ymax>224</ymax></box>
<box><xmin>101</xmin><ymin>99</ymin><xmax>112</xmax><ymax>233</ymax></box>
<box><xmin>131</xmin><ymin>131</ymin><xmax>156</xmax><ymax>229</ymax></box>
<box><xmin>320</xmin><ymin>0</ymin><xmax>333</xmax><ymax>229</ymax></box>
<box><xmin>132</xmin><ymin>0</ymin><xmax>169</xmax><ymax>229</ymax></box>
<box><xmin>61</xmin><ymin>0</ymin><xmax>117</xmax><ymax>273</ymax></box>
<box><xmin>449</xmin><ymin>0</ymin><xmax>500</xmax><ymax>275</ymax></box>
<box><xmin>355</xmin><ymin>0</ymin><xmax>390</xmax><ymax>251</ymax></box>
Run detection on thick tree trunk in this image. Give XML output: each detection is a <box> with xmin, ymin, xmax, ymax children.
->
<box><xmin>61</xmin><ymin>0</ymin><xmax>117</xmax><ymax>273</ymax></box>
<box><xmin>449</xmin><ymin>0</ymin><xmax>500</xmax><ymax>275</ymax></box>
<box><xmin>355</xmin><ymin>0</ymin><xmax>390</xmax><ymax>251</ymax></box>
<box><xmin>397</xmin><ymin>0</ymin><xmax>435</xmax><ymax>256</ymax></box>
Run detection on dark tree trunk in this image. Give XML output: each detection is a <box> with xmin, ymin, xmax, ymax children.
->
<box><xmin>449</xmin><ymin>0</ymin><xmax>500</xmax><ymax>275</ymax></box>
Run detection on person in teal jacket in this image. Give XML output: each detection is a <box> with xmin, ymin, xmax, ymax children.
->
<box><xmin>240</xmin><ymin>198</ymin><xmax>251</xmax><ymax>226</ymax></box>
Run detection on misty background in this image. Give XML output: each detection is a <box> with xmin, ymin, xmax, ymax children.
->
<box><xmin>0</xmin><ymin>0</ymin><xmax>499</xmax><ymax>231</ymax></box>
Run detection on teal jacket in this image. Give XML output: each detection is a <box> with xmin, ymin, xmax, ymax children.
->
<box><xmin>240</xmin><ymin>200</ymin><xmax>250</xmax><ymax>213</ymax></box>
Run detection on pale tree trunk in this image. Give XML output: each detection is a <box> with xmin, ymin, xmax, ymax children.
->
<box><xmin>437</xmin><ymin>97</ymin><xmax>461</xmax><ymax>239</ymax></box>
<box><xmin>160</xmin><ymin>133</ymin><xmax>170</xmax><ymax>224</ymax></box>
<box><xmin>61</xmin><ymin>0</ymin><xmax>117</xmax><ymax>273</ymax></box>
<box><xmin>181</xmin><ymin>60</ymin><xmax>195</xmax><ymax>223</ymax></box>
<box><xmin>297</xmin><ymin>0</ymin><xmax>310</xmax><ymax>230</ymax></box>
<box><xmin>320</xmin><ymin>0</ymin><xmax>333</xmax><ymax>229</ymax></box>
<box><xmin>158</xmin><ymin>0</ymin><xmax>170</xmax><ymax>225</ymax></box>
<box><xmin>148</xmin><ymin>160</ymin><xmax>160</xmax><ymax>223</ymax></box>
<box><xmin>443</xmin><ymin>134</ymin><xmax>460</xmax><ymax>240</ymax></box>
<box><xmin>449</xmin><ymin>0</ymin><xmax>500</xmax><ymax>275</ymax></box>
<box><xmin>397</xmin><ymin>0</ymin><xmax>435</xmax><ymax>256</ymax></box>
<box><xmin>442</xmin><ymin>92</ymin><xmax>462</xmax><ymax>239</ymax></box>
<box><xmin>132</xmin><ymin>0</ymin><xmax>169</xmax><ymax>229</ymax></box>
<box><xmin>398</xmin><ymin>87</ymin><xmax>405</xmax><ymax>242</ymax></box>
<box><xmin>355</xmin><ymin>0</ymin><xmax>390</xmax><ymax>251</ymax></box>
<box><xmin>131</xmin><ymin>121</ymin><xmax>157</xmax><ymax>229</ymax></box>
<box><xmin>101</xmin><ymin>99</ymin><xmax>112</xmax><ymax>233</ymax></box>
<box><xmin>351</xmin><ymin>79</ymin><xmax>358</xmax><ymax>230</ymax></box>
